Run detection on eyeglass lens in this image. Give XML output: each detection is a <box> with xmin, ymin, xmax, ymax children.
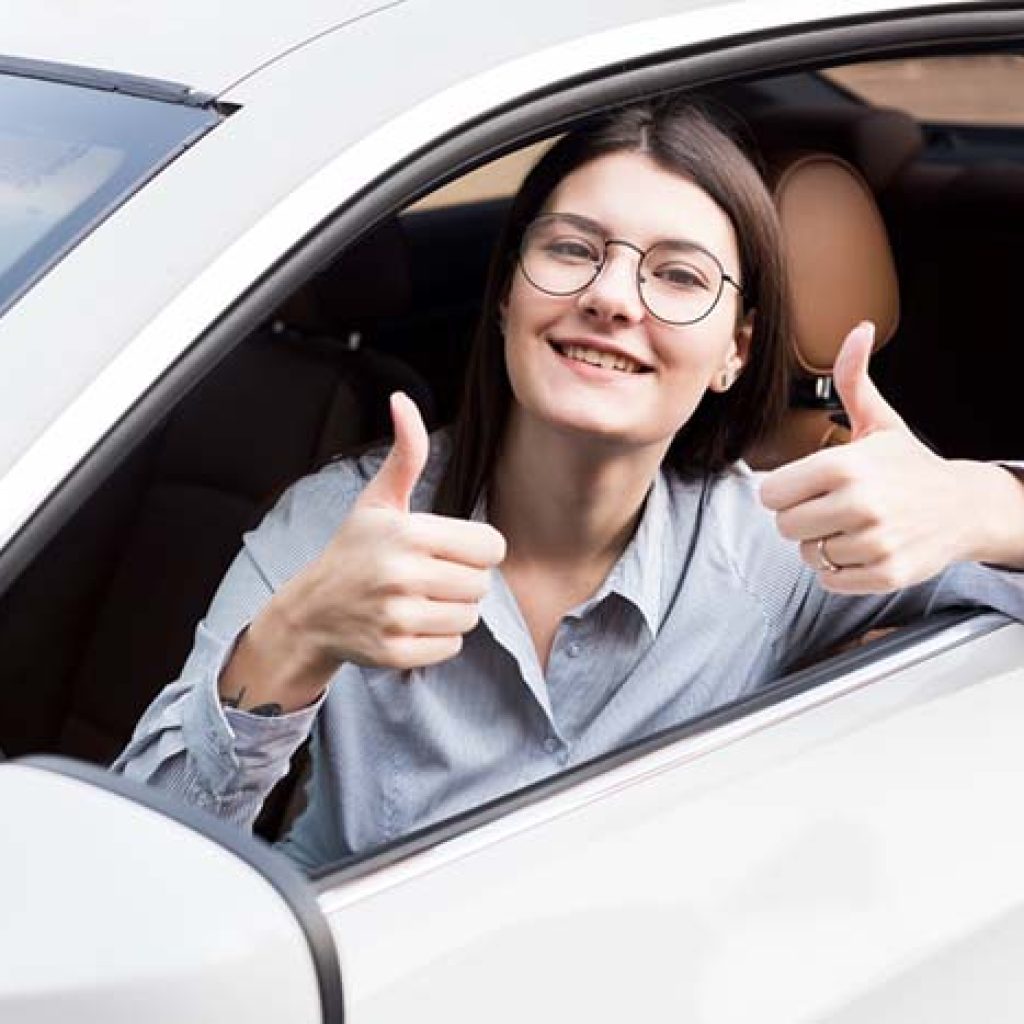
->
<box><xmin>520</xmin><ymin>215</ymin><xmax>727</xmax><ymax>324</ymax></box>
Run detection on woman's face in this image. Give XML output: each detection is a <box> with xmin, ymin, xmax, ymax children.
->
<box><xmin>502</xmin><ymin>150</ymin><xmax>752</xmax><ymax>454</ymax></box>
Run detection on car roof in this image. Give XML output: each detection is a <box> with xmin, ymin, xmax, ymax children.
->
<box><xmin>0</xmin><ymin>0</ymin><xmax>401</xmax><ymax>96</ymax></box>
<box><xmin>0</xmin><ymin>0</ymin><xmax>962</xmax><ymax>99</ymax></box>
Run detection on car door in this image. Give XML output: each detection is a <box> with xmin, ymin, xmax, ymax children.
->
<box><xmin>315</xmin><ymin>612</ymin><xmax>1024</xmax><ymax>1022</ymax></box>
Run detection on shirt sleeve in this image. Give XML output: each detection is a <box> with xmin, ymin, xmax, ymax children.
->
<box><xmin>110</xmin><ymin>456</ymin><xmax>370</xmax><ymax>827</ymax></box>
<box><xmin>717</xmin><ymin>464</ymin><xmax>1024</xmax><ymax>674</ymax></box>
<box><xmin>110</xmin><ymin>534</ymin><xmax>324</xmax><ymax>827</ymax></box>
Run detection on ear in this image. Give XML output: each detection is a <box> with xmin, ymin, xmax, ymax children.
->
<box><xmin>731</xmin><ymin>307</ymin><xmax>755</xmax><ymax>371</ymax></box>
<box><xmin>709</xmin><ymin>309</ymin><xmax>754</xmax><ymax>393</ymax></box>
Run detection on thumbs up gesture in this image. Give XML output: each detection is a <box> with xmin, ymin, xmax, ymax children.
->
<box><xmin>759</xmin><ymin>321</ymin><xmax>985</xmax><ymax>592</ymax></box>
<box><xmin>272</xmin><ymin>392</ymin><xmax>506</xmax><ymax>675</ymax></box>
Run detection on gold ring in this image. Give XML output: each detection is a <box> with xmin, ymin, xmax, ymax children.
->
<box><xmin>816</xmin><ymin>536</ymin><xmax>842</xmax><ymax>573</ymax></box>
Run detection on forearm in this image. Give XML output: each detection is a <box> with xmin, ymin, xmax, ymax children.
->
<box><xmin>218</xmin><ymin>590</ymin><xmax>340</xmax><ymax>715</ymax></box>
<box><xmin>113</xmin><ymin>626</ymin><xmax>319</xmax><ymax>826</ymax></box>
<box><xmin>954</xmin><ymin>462</ymin><xmax>1024</xmax><ymax>569</ymax></box>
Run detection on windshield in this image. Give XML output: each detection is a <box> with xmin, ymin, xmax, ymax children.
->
<box><xmin>0</xmin><ymin>69</ymin><xmax>219</xmax><ymax>316</ymax></box>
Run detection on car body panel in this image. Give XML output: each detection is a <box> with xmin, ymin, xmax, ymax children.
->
<box><xmin>0</xmin><ymin>0</ymin><xmax>401</xmax><ymax>96</ymax></box>
<box><xmin>321</xmin><ymin>620</ymin><xmax>1024</xmax><ymax>1022</ymax></box>
<box><xmin>1</xmin><ymin>765</ymin><xmax>323</xmax><ymax>1023</ymax></box>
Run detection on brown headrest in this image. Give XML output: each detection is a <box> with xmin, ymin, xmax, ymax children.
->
<box><xmin>752</xmin><ymin>105</ymin><xmax>924</xmax><ymax>193</ymax></box>
<box><xmin>776</xmin><ymin>154</ymin><xmax>899</xmax><ymax>375</ymax></box>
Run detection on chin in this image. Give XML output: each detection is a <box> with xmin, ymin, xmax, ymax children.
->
<box><xmin>535</xmin><ymin>400</ymin><xmax>668</xmax><ymax>450</ymax></box>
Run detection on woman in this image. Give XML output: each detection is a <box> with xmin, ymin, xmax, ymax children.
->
<box><xmin>114</xmin><ymin>101</ymin><xmax>1024</xmax><ymax>869</ymax></box>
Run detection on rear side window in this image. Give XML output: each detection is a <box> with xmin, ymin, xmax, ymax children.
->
<box><xmin>0</xmin><ymin>69</ymin><xmax>219</xmax><ymax>316</ymax></box>
<box><xmin>824</xmin><ymin>54</ymin><xmax>1024</xmax><ymax>126</ymax></box>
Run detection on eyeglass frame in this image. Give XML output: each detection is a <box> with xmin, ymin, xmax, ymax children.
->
<box><xmin>517</xmin><ymin>213</ymin><xmax>746</xmax><ymax>326</ymax></box>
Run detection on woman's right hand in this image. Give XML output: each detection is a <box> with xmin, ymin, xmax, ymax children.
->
<box><xmin>219</xmin><ymin>393</ymin><xmax>506</xmax><ymax>712</ymax></box>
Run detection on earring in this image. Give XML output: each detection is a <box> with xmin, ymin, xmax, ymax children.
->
<box><xmin>717</xmin><ymin>369</ymin><xmax>732</xmax><ymax>391</ymax></box>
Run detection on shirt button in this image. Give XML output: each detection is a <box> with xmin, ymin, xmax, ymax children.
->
<box><xmin>567</xmin><ymin>642</ymin><xmax>581</xmax><ymax>658</ymax></box>
<box><xmin>543</xmin><ymin>736</ymin><xmax>560</xmax><ymax>754</ymax></box>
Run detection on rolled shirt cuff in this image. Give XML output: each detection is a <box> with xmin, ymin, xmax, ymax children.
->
<box><xmin>182</xmin><ymin>621</ymin><xmax>324</xmax><ymax>796</ymax></box>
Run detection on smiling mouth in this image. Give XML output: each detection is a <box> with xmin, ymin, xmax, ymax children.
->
<box><xmin>550</xmin><ymin>341</ymin><xmax>650</xmax><ymax>374</ymax></box>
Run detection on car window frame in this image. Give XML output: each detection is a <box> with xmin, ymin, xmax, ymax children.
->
<box><xmin>3</xmin><ymin>3</ymin><xmax>1024</xmax><ymax>881</ymax></box>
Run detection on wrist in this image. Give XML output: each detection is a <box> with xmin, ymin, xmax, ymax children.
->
<box><xmin>953</xmin><ymin>461</ymin><xmax>1024</xmax><ymax>568</ymax></box>
<box><xmin>219</xmin><ymin>594</ymin><xmax>339</xmax><ymax>714</ymax></box>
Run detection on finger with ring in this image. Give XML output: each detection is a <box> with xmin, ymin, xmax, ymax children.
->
<box><xmin>816</xmin><ymin>536</ymin><xmax>842</xmax><ymax>573</ymax></box>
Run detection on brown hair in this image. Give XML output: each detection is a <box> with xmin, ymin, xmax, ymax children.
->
<box><xmin>434</xmin><ymin>98</ymin><xmax>792</xmax><ymax>518</ymax></box>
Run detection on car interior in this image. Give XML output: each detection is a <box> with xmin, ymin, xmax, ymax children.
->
<box><xmin>2</xmin><ymin>55</ymin><xmax>1022</xmax><ymax>842</ymax></box>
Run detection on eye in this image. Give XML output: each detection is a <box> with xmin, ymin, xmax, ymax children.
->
<box><xmin>544</xmin><ymin>236</ymin><xmax>601</xmax><ymax>263</ymax></box>
<box><xmin>651</xmin><ymin>261</ymin><xmax>711</xmax><ymax>291</ymax></box>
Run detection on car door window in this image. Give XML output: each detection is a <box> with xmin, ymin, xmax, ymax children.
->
<box><xmin>824</xmin><ymin>54</ymin><xmax>1024</xmax><ymax>126</ymax></box>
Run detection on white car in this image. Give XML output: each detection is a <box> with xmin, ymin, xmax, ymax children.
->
<box><xmin>3</xmin><ymin>1</ymin><xmax>1024</xmax><ymax>1021</ymax></box>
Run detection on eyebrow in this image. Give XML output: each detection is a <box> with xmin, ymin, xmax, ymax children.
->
<box><xmin>551</xmin><ymin>211</ymin><xmax>717</xmax><ymax>255</ymax></box>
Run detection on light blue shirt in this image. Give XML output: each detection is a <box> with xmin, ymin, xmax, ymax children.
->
<box><xmin>113</xmin><ymin>434</ymin><xmax>1024</xmax><ymax>870</ymax></box>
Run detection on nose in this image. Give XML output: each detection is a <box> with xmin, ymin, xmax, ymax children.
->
<box><xmin>577</xmin><ymin>243</ymin><xmax>646</xmax><ymax>324</ymax></box>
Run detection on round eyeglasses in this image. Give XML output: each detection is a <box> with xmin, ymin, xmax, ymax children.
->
<box><xmin>518</xmin><ymin>214</ymin><xmax>744</xmax><ymax>325</ymax></box>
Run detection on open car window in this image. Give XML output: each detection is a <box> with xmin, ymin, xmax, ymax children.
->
<box><xmin>3</xmin><ymin>15</ymin><xmax>1024</xmax><ymax>890</ymax></box>
<box><xmin>0</xmin><ymin>68</ymin><xmax>218</xmax><ymax>316</ymax></box>
<box><xmin>824</xmin><ymin>54</ymin><xmax>1024</xmax><ymax>126</ymax></box>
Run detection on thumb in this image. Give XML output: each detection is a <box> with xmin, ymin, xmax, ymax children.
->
<box><xmin>359</xmin><ymin>392</ymin><xmax>429</xmax><ymax>512</ymax></box>
<box><xmin>832</xmin><ymin>321</ymin><xmax>902</xmax><ymax>440</ymax></box>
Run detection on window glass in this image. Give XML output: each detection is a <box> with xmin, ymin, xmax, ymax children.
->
<box><xmin>824</xmin><ymin>55</ymin><xmax>1024</xmax><ymax>126</ymax></box>
<box><xmin>0</xmin><ymin>71</ymin><xmax>219</xmax><ymax>316</ymax></box>
<box><xmin>409</xmin><ymin>140</ymin><xmax>554</xmax><ymax>210</ymax></box>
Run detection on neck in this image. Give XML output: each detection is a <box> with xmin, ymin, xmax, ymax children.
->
<box><xmin>490</xmin><ymin>409</ymin><xmax>668</xmax><ymax>569</ymax></box>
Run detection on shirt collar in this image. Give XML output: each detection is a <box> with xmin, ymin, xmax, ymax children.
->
<box><xmin>472</xmin><ymin>471</ymin><xmax>668</xmax><ymax>642</ymax></box>
<box><xmin>578</xmin><ymin>470</ymin><xmax>667</xmax><ymax>637</ymax></box>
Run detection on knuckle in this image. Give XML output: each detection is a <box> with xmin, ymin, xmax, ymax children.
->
<box><xmin>379</xmin><ymin>555</ymin><xmax>418</xmax><ymax>595</ymax></box>
<box><xmin>391</xmin><ymin>513</ymin><xmax>420</xmax><ymax>547</ymax></box>
<box><xmin>775</xmin><ymin>512</ymin><xmax>799</xmax><ymax>541</ymax></box>
<box><xmin>758</xmin><ymin>477</ymin><xmax>782</xmax><ymax>510</ymax></box>
<box><xmin>875</xmin><ymin>561</ymin><xmax>904</xmax><ymax>591</ymax></box>
<box><xmin>870</xmin><ymin>533</ymin><xmax>898</xmax><ymax>562</ymax></box>
<box><xmin>380</xmin><ymin>596</ymin><xmax>414</xmax><ymax>634</ymax></box>
<box><xmin>857</xmin><ymin>501</ymin><xmax>884</xmax><ymax>530</ymax></box>
<box><xmin>460</xmin><ymin>604</ymin><xmax>481</xmax><ymax>632</ymax></box>
<box><xmin>467</xmin><ymin>568</ymin><xmax>491</xmax><ymax>599</ymax></box>
<box><xmin>830</xmin><ymin>460</ymin><xmax>857</xmax><ymax>489</ymax></box>
<box><xmin>487</xmin><ymin>527</ymin><xmax>508</xmax><ymax>562</ymax></box>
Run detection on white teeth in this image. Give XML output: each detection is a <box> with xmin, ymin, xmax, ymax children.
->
<box><xmin>562</xmin><ymin>343</ymin><xmax>640</xmax><ymax>373</ymax></box>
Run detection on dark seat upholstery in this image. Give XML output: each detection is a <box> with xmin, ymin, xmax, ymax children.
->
<box><xmin>878</xmin><ymin>161</ymin><xmax>1024</xmax><ymax>460</ymax></box>
<box><xmin>0</xmin><ymin>220</ymin><xmax>434</xmax><ymax>773</ymax></box>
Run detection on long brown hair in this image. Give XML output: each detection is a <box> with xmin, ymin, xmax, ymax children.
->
<box><xmin>434</xmin><ymin>99</ymin><xmax>792</xmax><ymax>518</ymax></box>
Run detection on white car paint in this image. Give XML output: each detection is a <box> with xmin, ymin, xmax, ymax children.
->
<box><xmin>0</xmin><ymin>0</ymin><xmax>400</xmax><ymax>95</ymax></box>
<box><xmin>323</xmin><ymin>620</ymin><xmax>1024</xmax><ymax>1022</ymax></box>
<box><xmin>2</xmin><ymin>766</ymin><xmax>322</xmax><ymax>1023</ymax></box>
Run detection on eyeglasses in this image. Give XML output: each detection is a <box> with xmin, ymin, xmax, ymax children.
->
<box><xmin>518</xmin><ymin>213</ymin><xmax>744</xmax><ymax>326</ymax></box>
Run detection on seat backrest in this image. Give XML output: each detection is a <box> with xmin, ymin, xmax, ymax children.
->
<box><xmin>746</xmin><ymin>116</ymin><xmax>909</xmax><ymax>469</ymax></box>
<box><xmin>0</xmin><ymin>218</ymin><xmax>434</xmax><ymax>767</ymax></box>
<box><xmin>876</xmin><ymin>159</ymin><xmax>1024</xmax><ymax>460</ymax></box>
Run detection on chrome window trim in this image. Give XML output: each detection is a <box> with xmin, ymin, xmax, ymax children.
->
<box><xmin>316</xmin><ymin>611</ymin><xmax>1013</xmax><ymax>910</ymax></box>
<box><xmin>0</xmin><ymin>0</ymin><xmax>975</xmax><ymax>555</ymax></box>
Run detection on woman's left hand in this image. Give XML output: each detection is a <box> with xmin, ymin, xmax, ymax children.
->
<box><xmin>759</xmin><ymin>321</ymin><xmax>1024</xmax><ymax>593</ymax></box>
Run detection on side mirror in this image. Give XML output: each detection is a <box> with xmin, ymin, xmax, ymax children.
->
<box><xmin>0</xmin><ymin>757</ymin><xmax>342</xmax><ymax>1023</ymax></box>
